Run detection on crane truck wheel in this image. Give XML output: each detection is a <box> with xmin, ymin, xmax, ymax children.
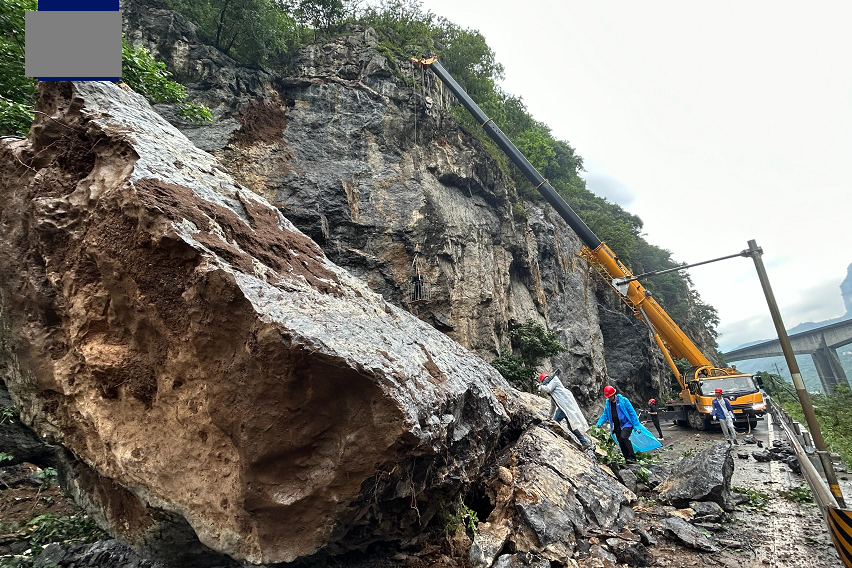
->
<box><xmin>688</xmin><ymin>410</ymin><xmax>709</xmax><ymax>431</ymax></box>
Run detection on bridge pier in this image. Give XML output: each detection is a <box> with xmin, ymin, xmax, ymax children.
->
<box><xmin>811</xmin><ymin>346</ymin><xmax>848</xmax><ymax>394</ymax></box>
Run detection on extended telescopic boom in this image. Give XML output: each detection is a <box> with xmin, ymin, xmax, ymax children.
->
<box><xmin>416</xmin><ymin>57</ymin><xmax>716</xmax><ymax>385</ymax></box>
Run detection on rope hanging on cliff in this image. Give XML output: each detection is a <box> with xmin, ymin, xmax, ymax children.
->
<box><xmin>410</xmin><ymin>244</ymin><xmax>428</xmax><ymax>304</ymax></box>
<box><xmin>412</xmin><ymin>59</ymin><xmax>421</xmax><ymax>180</ymax></box>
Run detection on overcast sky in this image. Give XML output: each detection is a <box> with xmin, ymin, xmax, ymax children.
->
<box><xmin>419</xmin><ymin>0</ymin><xmax>851</xmax><ymax>351</ymax></box>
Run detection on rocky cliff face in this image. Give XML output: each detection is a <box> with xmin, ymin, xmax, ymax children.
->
<box><xmin>0</xmin><ymin>79</ymin><xmax>639</xmax><ymax>567</ymax></box>
<box><xmin>121</xmin><ymin>0</ymin><xmax>649</xmax><ymax>415</ymax></box>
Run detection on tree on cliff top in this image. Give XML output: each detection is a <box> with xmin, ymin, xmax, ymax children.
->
<box><xmin>0</xmin><ymin>0</ymin><xmax>36</xmax><ymax>136</ymax></box>
<box><xmin>492</xmin><ymin>321</ymin><xmax>565</xmax><ymax>391</ymax></box>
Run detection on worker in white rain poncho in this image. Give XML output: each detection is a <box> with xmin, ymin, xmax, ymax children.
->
<box><xmin>538</xmin><ymin>369</ymin><xmax>592</xmax><ymax>448</ymax></box>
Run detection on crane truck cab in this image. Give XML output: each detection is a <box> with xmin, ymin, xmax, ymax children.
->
<box><xmin>664</xmin><ymin>366</ymin><xmax>767</xmax><ymax>431</ymax></box>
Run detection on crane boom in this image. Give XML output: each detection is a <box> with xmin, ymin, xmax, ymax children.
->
<box><xmin>419</xmin><ymin>58</ymin><xmax>711</xmax><ymax>385</ymax></box>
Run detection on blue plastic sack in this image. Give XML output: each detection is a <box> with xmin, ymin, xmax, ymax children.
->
<box><xmin>610</xmin><ymin>422</ymin><xmax>662</xmax><ymax>453</ymax></box>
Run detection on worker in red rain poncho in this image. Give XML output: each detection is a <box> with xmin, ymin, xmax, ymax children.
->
<box><xmin>538</xmin><ymin>369</ymin><xmax>593</xmax><ymax>449</ymax></box>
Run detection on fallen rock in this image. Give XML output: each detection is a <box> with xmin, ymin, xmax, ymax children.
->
<box><xmin>752</xmin><ymin>449</ymin><xmax>772</xmax><ymax>462</ymax></box>
<box><xmin>785</xmin><ymin>455</ymin><xmax>802</xmax><ymax>474</ymax></box>
<box><xmin>639</xmin><ymin>464</ymin><xmax>670</xmax><ymax>489</ymax></box>
<box><xmin>656</xmin><ymin>442</ymin><xmax>736</xmax><ymax>511</ymax></box>
<box><xmin>737</xmin><ymin>450</ymin><xmax>750</xmax><ymax>459</ymax></box>
<box><xmin>0</xmin><ymin>81</ymin><xmax>512</xmax><ymax>564</ymax></box>
<box><xmin>614</xmin><ymin>466</ymin><xmax>638</xmax><ymax>493</ymax></box>
<box><xmin>689</xmin><ymin>501</ymin><xmax>725</xmax><ymax>523</ymax></box>
<box><xmin>34</xmin><ymin>540</ymin><xmax>168</xmax><ymax>568</ymax></box>
<box><xmin>579</xmin><ymin>544</ymin><xmax>617</xmax><ymax>568</ymax></box>
<box><xmin>470</xmin><ymin>523</ymin><xmax>511</xmax><ymax>568</ymax></box>
<box><xmin>661</xmin><ymin>517</ymin><xmax>719</xmax><ymax>552</ymax></box>
<box><xmin>0</xmin><ymin>462</ymin><xmax>43</xmax><ymax>489</ymax></box>
<box><xmin>729</xmin><ymin>492</ymin><xmax>751</xmax><ymax>507</ymax></box>
<box><xmin>633</xmin><ymin>522</ymin><xmax>656</xmax><ymax>546</ymax></box>
<box><xmin>492</xmin><ymin>426</ymin><xmax>634</xmax><ymax>562</ymax></box>
<box><xmin>717</xmin><ymin>538</ymin><xmax>744</xmax><ymax>549</ymax></box>
<box><xmin>605</xmin><ymin>538</ymin><xmax>650</xmax><ymax>566</ymax></box>
<box><xmin>742</xmin><ymin>434</ymin><xmax>757</xmax><ymax>444</ymax></box>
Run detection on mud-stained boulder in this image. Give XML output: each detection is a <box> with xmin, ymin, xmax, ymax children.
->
<box><xmin>479</xmin><ymin>415</ymin><xmax>634</xmax><ymax>564</ymax></box>
<box><xmin>0</xmin><ymin>81</ymin><xmax>511</xmax><ymax>564</ymax></box>
<box><xmin>656</xmin><ymin>443</ymin><xmax>736</xmax><ymax>511</ymax></box>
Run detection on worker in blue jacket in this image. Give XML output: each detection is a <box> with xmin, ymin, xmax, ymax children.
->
<box><xmin>596</xmin><ymin>385</ymin><xmax>639</xmax><ymax>463</ymax></box>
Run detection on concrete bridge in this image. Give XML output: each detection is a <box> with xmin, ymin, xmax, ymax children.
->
<box><xmin>723</xmin><ymin>318</ymin><xmax>852</xmax><ymax>393</ymax></box>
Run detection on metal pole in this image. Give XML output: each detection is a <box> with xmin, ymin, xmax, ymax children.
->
<box><xmin>425</xmin><ymin>60</ymin><xmax>602</xmax><ymax>250</ymax></box>
<box><xmin>746</xmin><ymin>239</ymin><xmax>845</xmax><ymax>506</ymax></box>
<box><xmin>614</xmin><ymin>250</ymin><xmax>750</xmax><ymax>286</ymax></box>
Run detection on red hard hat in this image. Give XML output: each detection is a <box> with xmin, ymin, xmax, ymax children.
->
<box><xmin>538</xmin><ymin>373</ymin><xmax>548</xmax><ymax>382</ymax></box>
<box><xmin>604</xmin><ymin>385</ymin><xmax>616</xmax><ymax>398</ymax></box>
<box><xmin>715</xmin><ymin>388</ymin><xmax>723</xmax><ymax>393</ymax></box>
<box><xmin>648</xmin><ymin>398</ymin><xmax>656</xmax><ymax>404</ymax></box>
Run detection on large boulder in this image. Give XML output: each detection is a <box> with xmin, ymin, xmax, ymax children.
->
<box><xmin>0</xmin><ymin>81</ymin><xmax>512</xmax><ymax>564</ymax></box>
<box><xmin>655</xmin><ymin>442</ymin><xmax>736</xmax><ymax>511</ymax></box>
<box><xmin>477</xmin><ymin>396</ymin><xmax>635</xmax><ymax>564</ymax></box>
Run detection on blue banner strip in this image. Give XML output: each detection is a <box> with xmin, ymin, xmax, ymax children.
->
<box><xmin>38</xmin><ymin>0</ymin><xmax>119</xmax><ymax>10</ymax></box>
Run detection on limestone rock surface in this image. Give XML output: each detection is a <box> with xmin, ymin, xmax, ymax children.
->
<box><xmin>121</xmin><ymin>0</ymin><xmax>615</xmax><ymax>415</ymax></box>
<box><xmin>0</xmin><ymin>80</ymin><xmax>512</xmax><ymax>564</ymax></box>
<box><xmin>477</xmin><ymin>394</ymin><xmax>635</xmax><ymax>564</ymax></box>
<box><xmin>656</xmin><ymin>443</ymin><xmax>736</xmax><ymax>511</ymax></box>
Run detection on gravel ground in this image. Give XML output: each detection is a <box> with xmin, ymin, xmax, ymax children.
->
<box><xmin>641</xmin><ymin>411</ymin><xmax>846</xmax><ymax>568</ymax></box>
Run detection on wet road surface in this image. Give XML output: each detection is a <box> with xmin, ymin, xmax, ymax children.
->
<box><xmin>642</xmin><ymin>411</ymin><xmax>845</xmax><ymax>567</ymax></box>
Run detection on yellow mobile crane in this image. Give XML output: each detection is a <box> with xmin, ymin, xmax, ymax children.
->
<box><xmin>413</xmin><ymin>57</ymin><xmax>766</xmax><ymax>431</ymax></box>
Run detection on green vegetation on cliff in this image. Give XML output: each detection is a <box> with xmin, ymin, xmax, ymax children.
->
<box><xmin>0</xmin><ymin>0</ymin><xmax>209</xmax><ymax>136</ymax></box>
<box><xmin>0</xmin><ymin>0</ymin><xmax>36</xmax><ymax>136</ymax></box>
<box><xmin>492</xmin><ymin>321</ymin><xmax>566</xmax><ymax>391</ymax></box>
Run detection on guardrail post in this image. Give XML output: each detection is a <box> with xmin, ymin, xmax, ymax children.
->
<box><xmin>793</xmin><ymin>422</ymin><xmax>802</xmax><ymax>436</ymax></box>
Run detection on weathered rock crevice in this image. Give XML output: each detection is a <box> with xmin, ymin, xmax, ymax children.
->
<box><xmin>1</xmin><ymin>80</ymin><xmax>518</xmax><ymax>564</ymax></box>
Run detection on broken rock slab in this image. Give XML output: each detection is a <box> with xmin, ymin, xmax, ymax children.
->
<box><xmin>689</xmin><ymin>501</ymin><xmax>725</xmax><ymax>523</ymax></box>
<box><xmin>613</xmin><ymin>466</ymin><xmax>637</xmax><ymax>493</ymax></box>
<box><xmin>0</xmin><ymin>81</ymin><xmax>512</xmax><ymax>565</ymax></box>
<box><xmin>656</xmin><ymin>442</ymin><xmax>737</xmax><ymax>511</ymax></box>
<box><xmin>660</xmin><ymin>517</ymin><xmax>719</xmax><ymax>552</ymax></box>
<box><xmin>481</xmin><ymin>420</ymin><xmax>634</xmax><ymax>564</ymax></box>
<box><xmin>752</xmin><ymin>449</ymin><xmax>772</xmax><ymax>462</ymax></box>
<box><xmin>469</xmin><ymin>523</ymin><xmax>511</xmax><ymax>568</ymax></box>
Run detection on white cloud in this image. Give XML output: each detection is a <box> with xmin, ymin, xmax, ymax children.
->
<box><xmin>581</xmin><ymin>171</ymin><xmax>636</xmax><ymax>207</ymax></box>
